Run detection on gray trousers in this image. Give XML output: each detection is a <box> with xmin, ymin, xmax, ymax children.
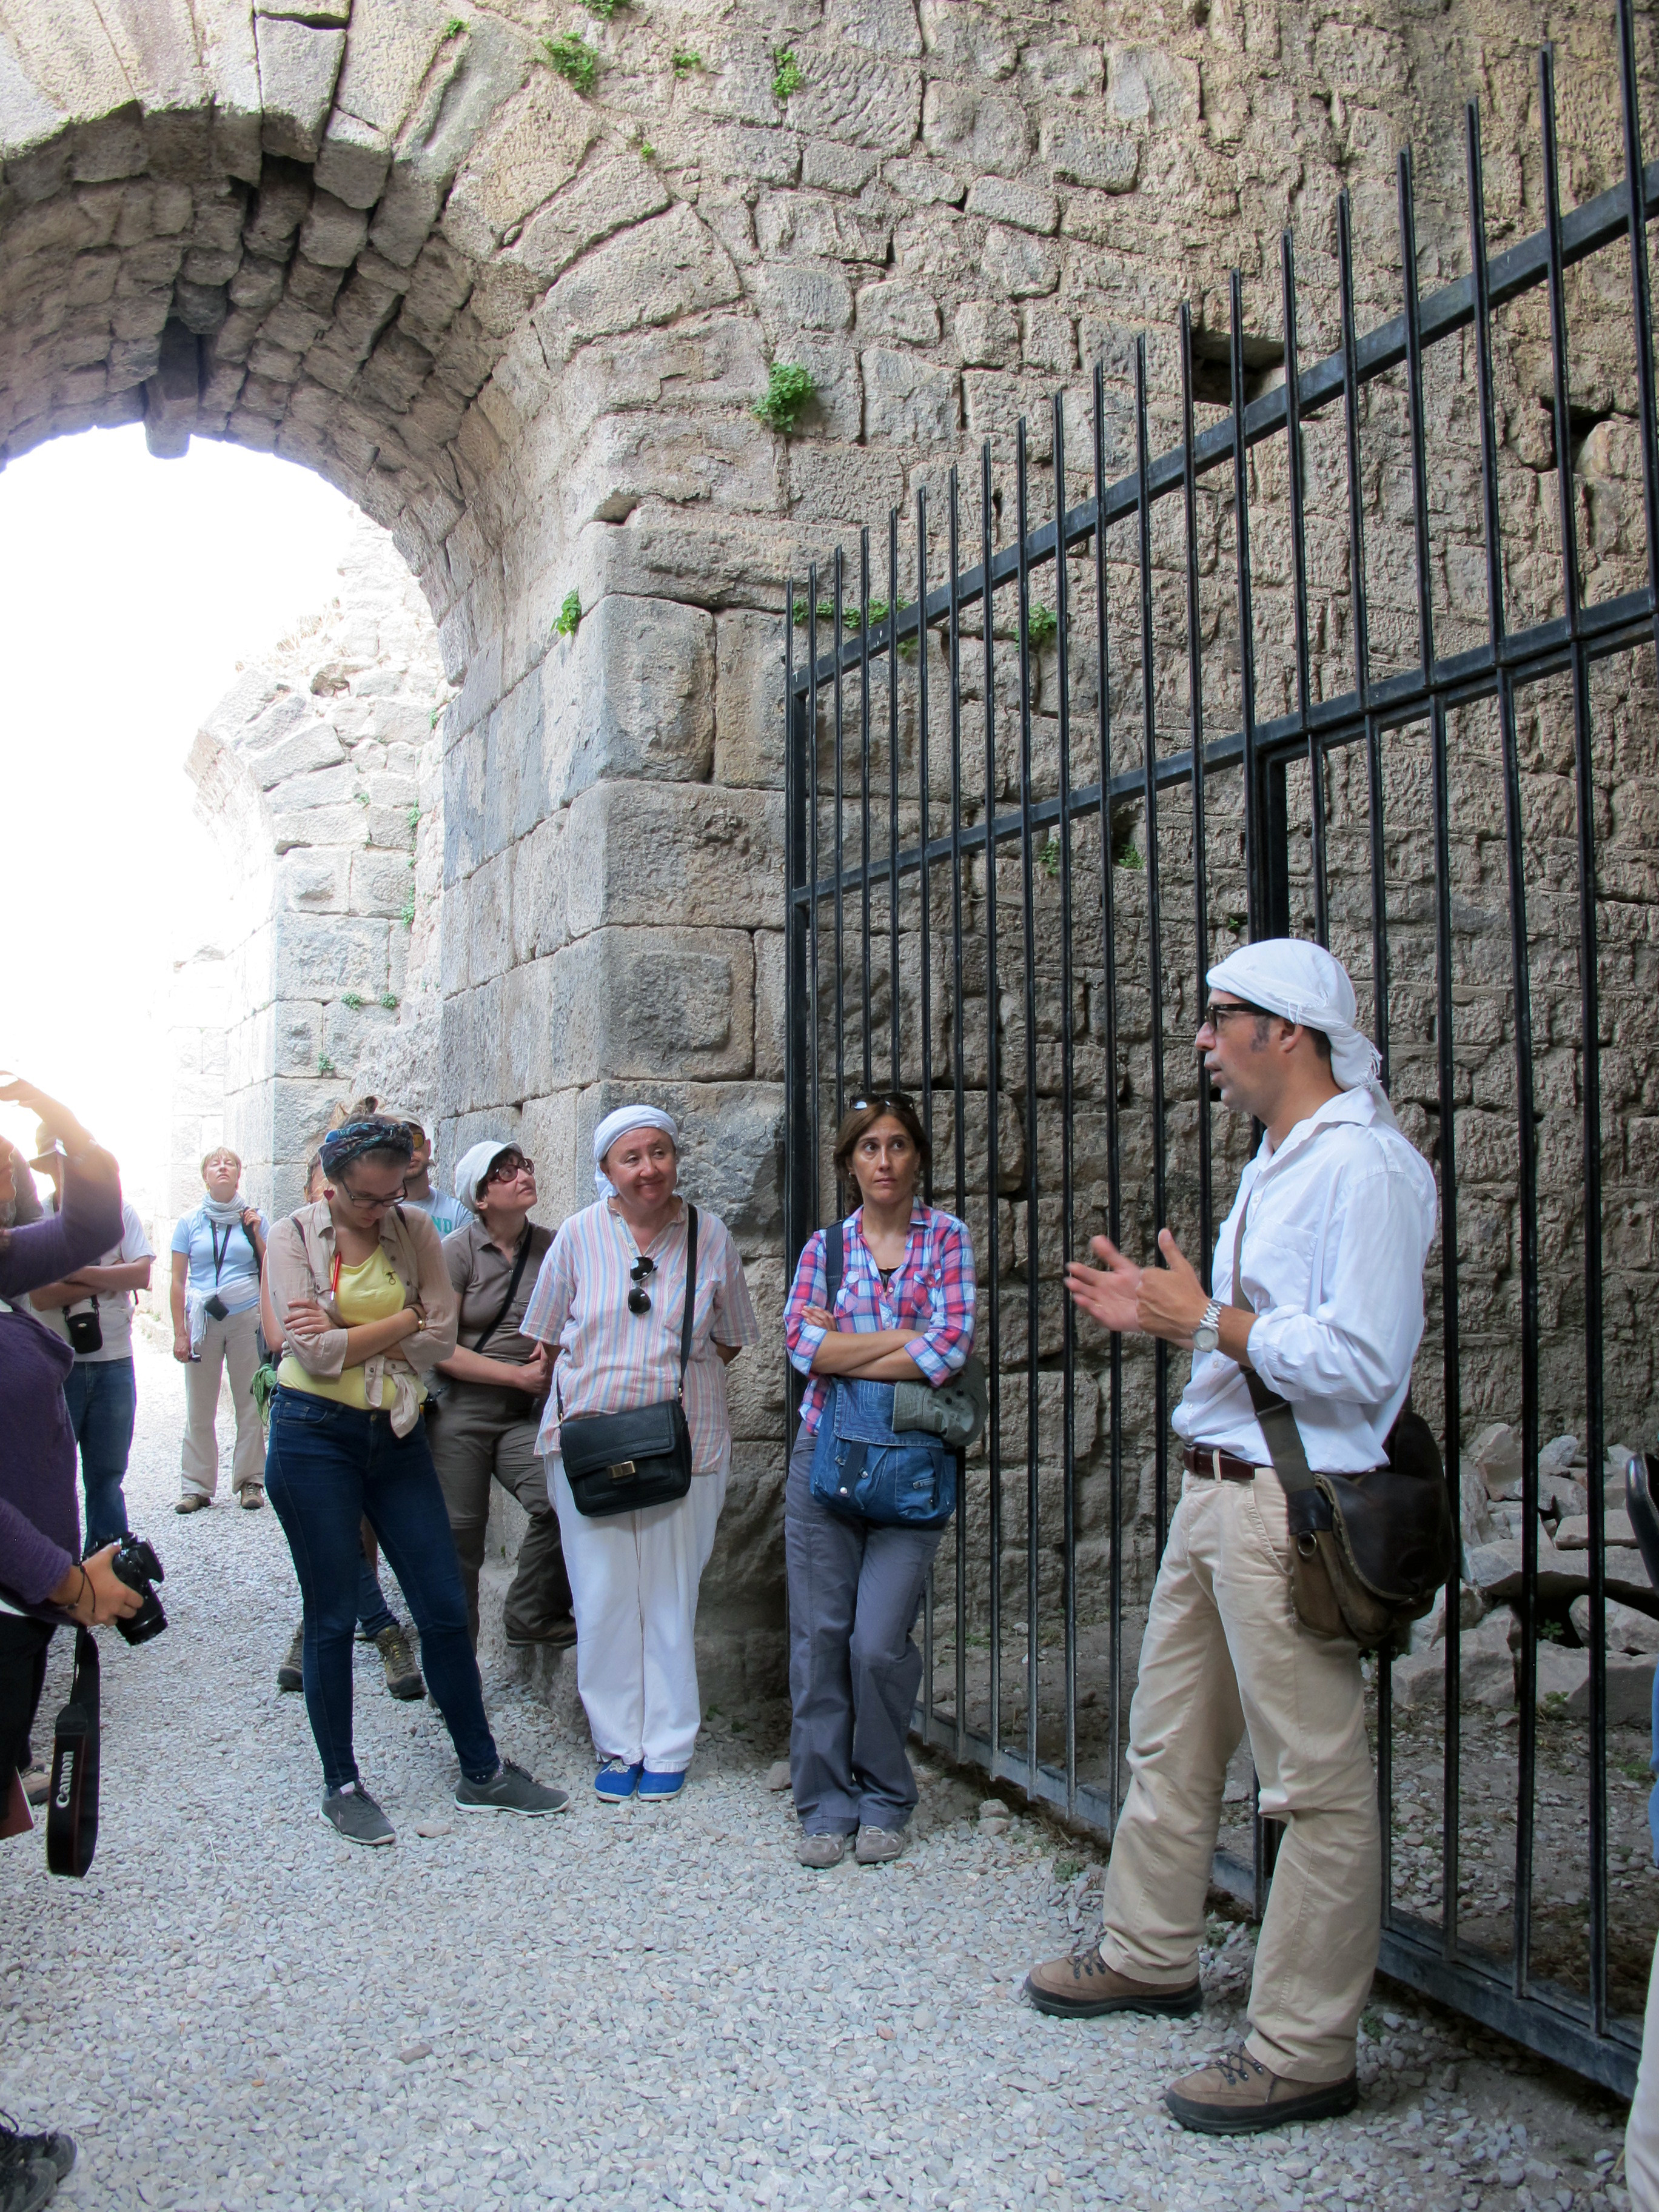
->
<box><xmin>429</xmin><ymin>1382</ymin><xmax>571</xmax><ymax>1647</ymax></box>
<box><xmin>785</xmin><ymin>1421</ymin><xmax>943</xmax><ymax>1835</ymax></box>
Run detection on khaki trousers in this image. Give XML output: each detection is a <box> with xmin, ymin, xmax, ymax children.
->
<box><xmin>181</xmin><ymin>1306</ymin><xmax>266</xmax><ymax>1499</ymax></box>
<box><xmin>429</xmin><ymin>1382</ymin><xmax>571</xmax><ymax>1647</ymax></box>
<box><xmin>1627</xmin><ymin>1934</ymin><xmax>1659</xmax><ymax>2211</ymax></box>
<box><xmin>1098</xmin><ymin>1467</ymin><xmax>1380</xmax><ymax>2081</ymax></box>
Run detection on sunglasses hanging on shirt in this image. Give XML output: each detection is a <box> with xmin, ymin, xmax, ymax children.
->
<box><xmin>628</xmin><ymin>1256</ymin><xmax>655</xmax><ymax>1315</ymax></box>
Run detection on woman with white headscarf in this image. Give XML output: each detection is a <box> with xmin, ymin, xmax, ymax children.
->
<box><xmin>522</xmin><ymin>1106</ymin><xmax>758</xmax><ymax>1800</ymax></box>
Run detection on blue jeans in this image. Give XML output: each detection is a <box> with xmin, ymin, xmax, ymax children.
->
<box><xmin>356</xmin><ymin>1555</ymin><xmax>397</xmax><ymax>1640</ymax></box>
<box><xmin>264</xmin><ymin>1387</ymin><xmax>499</xmax><ymax>1792</ymax></box>
<box><xmin>61</xmin><ymin>1358</ymin><xmax>135</xmax><ymax>1551</ymax></box>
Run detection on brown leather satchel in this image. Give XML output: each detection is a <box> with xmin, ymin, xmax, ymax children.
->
<box><xmin>1229</xmin><ymin>1194</ymin><xmax>1455</xmax><ymax>1654</ymax></box>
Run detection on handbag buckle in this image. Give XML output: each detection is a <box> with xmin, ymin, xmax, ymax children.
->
<box><xmin>608</xmin><ymin>1461</ymin><xmax>637</xmax><ymax>1481</ymax></box>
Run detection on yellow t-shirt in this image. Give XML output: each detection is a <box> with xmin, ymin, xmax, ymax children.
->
<box><xmin>277</xmin><ymin>1248</ymin><xmax>419</xmax><ymax>1410</ymax></box>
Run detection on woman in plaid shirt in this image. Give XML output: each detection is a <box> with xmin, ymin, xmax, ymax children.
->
<box><xmin>783</xmin><ymin>1094</ymin><xmax>976</xmax><ymax>1869</ymax></box>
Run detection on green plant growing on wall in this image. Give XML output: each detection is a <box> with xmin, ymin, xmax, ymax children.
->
<box><xmin>442</xmin><ymin>15</ymin><xmax>467</xmax><ymax>37</ymax></box>
<box><xmin>1110</xmin><ymin>799</ymin><xmax>1144</xmax><ymax>871</ymax></box>
<box><xmin>355</xmin><ymin>790</ymin><xmax>370</xmax><ymax>805</ymax></box>
<box><xmin>555</xmin><ymin>588</ymin><xmax>582</xmax><ymax>638</ymax></box>
<box><xmin>381</xmin><ymin>993</ymin><xmax>399</xmax><ymax>1011</ymax></box>
<box><xmin>584</xmin><ymin>0</ymin><xmax>627</xmax><ymax>16</ymax></box>
<box><xmin>1027</xmin><ymin>603</ymin><xmax>1057</xmax><ymax>648</ymax></box>
<box><xmin>540</xmin><ymin>32</ymin><xmax>598</xmax><ymax>92</ymax></box>
<box><xmin>637</xmin><ymin>133</ymin><xmax>655</xmax><ymax>160</ymax></box>
<box><xmin>1039</xmin><ymin>833</ymin><xmax>1061</xmax><ymax>879</ymax></box>
<box><xmin>407</xmin><ymin>805</ymin><xmax>420</xmax><ymax>830</ymax></box>
<box><xmin>342</xmin><ymin>993</ymin><xmax>363</xmax><ymax>1011</ymax></box>
<box><xmin>754</xmin><ymin>363</ymin><xmax>815</xmax><ymax>435</ymax></box>
<box><xmin>671</xmin><ymin>47</ymin><xmax>701</xmax><ymax>74</ymax></box>
<box><xmin>400</xmin><ymin>898</ymin><xmax>415</xmax><ymax>928</ymax></box>
<box><xmin>771</xmin><ymin>45</ymin><xmax>803</xmax><ymax>99</ymax></box>
<box><xmin>318</xmin><ymin>1054</ymin><xmax>338</xmax><ymax>1077</ymax></box>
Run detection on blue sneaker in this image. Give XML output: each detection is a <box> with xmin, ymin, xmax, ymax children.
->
<box><xmin>595</xmin><ymin>1759</ymin><xmax>643</xmax><ymax>1800</ymax></box>
<box><xmin>638</xmin><ymin>1768</ymin><xmax>686</xmax><ymax>1798</ymax></box>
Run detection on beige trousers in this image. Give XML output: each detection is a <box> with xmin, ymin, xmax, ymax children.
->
<box><xmin>181</xmin><ymin>1306</ymin><xmax>266</xmax><ymax>1498</ymax></box>
<box><xmin>1098</xmin><ymin>1467</ymin><xmax>1381</xmax><ymax>2081</ymax></box>
<box><xmin>1627</xmin><ymin>1936</ymin><xmax>1659</xmax><ymax>2211</ymax></box>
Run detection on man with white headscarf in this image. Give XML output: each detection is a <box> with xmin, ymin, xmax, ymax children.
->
<box><xmin>1025</xmin><ymin>939</ymin><xmax>1438</xmax><ymax>2136</ymax></box>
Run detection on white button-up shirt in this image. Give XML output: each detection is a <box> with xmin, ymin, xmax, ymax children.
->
<box><xmin>1173</xmin><ymin>1085</ymin><xmax>1438</xmax><ymax>1474</ymax></box>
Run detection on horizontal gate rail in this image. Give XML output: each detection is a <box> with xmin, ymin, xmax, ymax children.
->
<box><xmin>784</xmin><ymin>0</ymin><xmax>1659</xmax><ymax>2102</ymax></box>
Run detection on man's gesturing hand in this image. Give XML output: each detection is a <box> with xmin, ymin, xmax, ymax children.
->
<box><xmin>1135</xmin><ymin>1229</ymin><xmax>1212</xmax><ymax>1346</ymax></box>
<box><xmin>1062</xmin><ymin>1237</ymin><xmax>1145</xmax><ymax>1335</ymax></box>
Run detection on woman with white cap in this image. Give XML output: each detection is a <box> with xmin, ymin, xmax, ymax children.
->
<box><xmin>429</xmin><ymin>1139</ymin><xmax>573</xmax><ymax>1653</ymax></box>
<box><xmin>522</xmin><ymin>1105</ymin><xmax>758</xmax><ymax>1799</ymax></box>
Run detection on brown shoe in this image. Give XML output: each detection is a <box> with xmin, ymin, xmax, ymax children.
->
<box><xmin>1164</xmin><ymin>2048</ymin><xmax>1357</xmax><ymax>2135</ymax></box>
<box><xmin>505</xmin><ymin>1616</ymin><xmax>578</xmax><ymax>1650</ymax></box>
<box><xmin>175</xmin><ymin>1492</ymin><xmax>210</xmax><ymax>1514</ymax></box>
<box><xmin>1024</xmin><ymin>1949</ymin><xmax>1202</xmax><ymax>2020</ymax></box>
<box><xmin>240</xmin><ymin>1484</ymin><xmax>265</xmax><ymax>1511</ymax></box>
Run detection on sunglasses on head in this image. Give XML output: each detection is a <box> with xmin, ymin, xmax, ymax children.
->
<box><xmin>628</xmin><ymin>1256</ymin><xmax>656</xmax><ymax>1316</ymax></box>
<box><xmin>848</xmin><ymin>1091</ymin><xmax>916</xmax><ymax>1116</ymax></box>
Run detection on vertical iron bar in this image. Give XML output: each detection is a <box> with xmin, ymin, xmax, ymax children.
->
<box><xmin>917</xmin><ymin>490</ymin><xmax>935</xmax><ymax>1179</ymax></box>
<box><xmin>1179</xmin><ymin>304</ymin><xmax>1213</xmax><ymax>1289</ymax></box>
<box><xmin>1280</xmin><ymin>230</ymin><xmax>1326</xmax><ymax>943</ymax></box>
<box><xmin>784</xmin><ymin>587</ymin><xmax>806</xmax><ymax>1276</ymax></box>
<box><xmin>859</xmin><ymin>528</ymin><xmax>873</xmax><ymax>1096</ymax></box>
<box><xmin>833</xmin><ymin>546</ymin><xmax>847</xmax><ymax>1130</ymax></box>
<box><xmin>1053</xmin><ymin>391</ymin><xmax>1079</xmax><ymax>1820</ymax></box>
<box><xmin>888</xmin><ymin>506</ymin><xmax>903</xmax><ymax>1099</ymax></box>
<box><xmin>1230</xmin><ymin>273</ymin><xmax>1267</xmax><ymax>936</ymax></box>
<box><xmin>981</xmin><ymin>440</ymin><xmax>1004</xmax><ymax>1771</ymax></box>
<box><xmin>948</xmin><ymin>468</ymin><xmax>969</xmax><ymax>1765</ymax></box>
<box><xmin>1016</xmin><ymin>417</ymin><xmax>1042</xmax><ymax>1789</ymax></box>
<box><xmin>1618</xmin><ymin>0</ymin><xmax>1659</xmax><ymax>638</ymax></box>
<box><xmin>1467</xmin><ymin>100</ymin><xmax>1540</xmax><ymax>2000</ymax></box>
<box><xmin>1135</xmin><ymin>340</ymin><xmax>1170</xmax><ymax>1560</ymax></box>
<box><xmin>1540</xmin><ymin>39</ymin><xmax>1607</xmax><ymax>2034</ymax></box>
<box><xmin>1093</xmin><ymin>364</ymin><xmax>1127</xmax><ymax>1831</ymax></box>
<box><xmin>808</xmin><ymin>569</ymin><xmax>823</xmax><ymax>1225</ymax></box>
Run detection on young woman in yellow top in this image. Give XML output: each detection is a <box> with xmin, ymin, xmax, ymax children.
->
<box><xmin>263</xmin><ymin>1118</ymin><xmax>570</xmax><ymax>1846</ymax></box>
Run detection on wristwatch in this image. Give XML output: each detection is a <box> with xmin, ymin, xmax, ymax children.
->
<box><xmin>1192</xmin><ymin>1297</ymin><xmax>1224</xmax><ymax>1356</ymax></box>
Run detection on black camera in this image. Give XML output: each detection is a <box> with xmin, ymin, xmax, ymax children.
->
<box><xmin>109</xmin><ymin>1535</ymin><xmax>167</xmax><ymax>1645</ymax></box>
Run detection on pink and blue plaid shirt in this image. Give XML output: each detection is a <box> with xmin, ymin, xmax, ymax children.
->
<box><xmin>784</xmin><ymin>1202</ymin><xmax>977</xmax><ymax>1433</ymax></box>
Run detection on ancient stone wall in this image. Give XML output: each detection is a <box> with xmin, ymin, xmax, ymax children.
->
<box><xmin>6</xmin><ymin>0</ymin><xmax>1655</xmax><ymax>1708</ymax></box>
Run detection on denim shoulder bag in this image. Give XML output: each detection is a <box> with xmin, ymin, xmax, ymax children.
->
<box><xmin>560</xmin><ymin>1206</ymin><xmax>699</xmax><ymax>1518</ymax></box>
<box><xmin>808</xmin><ymin>1220</ymin><xmax>958</xmax><ymax>1531</ymax></box>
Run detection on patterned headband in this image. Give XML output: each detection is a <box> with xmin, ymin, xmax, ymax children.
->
<box><xmin>319</xmin><ymin>1117</ymin><xmax>414</xmax><ymax>1176</ymax></box>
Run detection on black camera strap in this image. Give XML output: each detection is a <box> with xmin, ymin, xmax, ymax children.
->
<box><xmin>46</xmin><ymin>1626</ymin><xmax>100</xmax><ymax>1879</ymax></box>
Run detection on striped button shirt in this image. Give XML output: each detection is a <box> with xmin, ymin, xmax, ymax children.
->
<box><xmin>524</xmin><ymin>1198</ymin><xmax>758</xmax><ymax>1473</ymax></box>
<box><xmin>784</xmin><ymin>1202</ymin><xmax>976</xmax><ymax>1434</ymax></box>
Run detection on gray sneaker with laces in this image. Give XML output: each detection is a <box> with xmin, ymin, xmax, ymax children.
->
<box><xmin>854</xmin><ymin>1824</ymin><xmax>906</xmax><ymax>1865</ymax></box>
<box><xmin>320</xmin><ymin>1783</ymin><xmax>395</xmax><ymax>1847</ymax></box>
<box><xmin>0</xmin><ymin>2157</ymin><xmax>56</xmax><ymax>2212</ymax></box>
<box><xmin>797</xmin><ymin>1833</ymin><xmax>849</xmax><ymax>1869</ymax></box>
<box><xmin>454</xmin><ymin>1760</ymin><xmax>569</xmax><ymax>1817</ymax></box>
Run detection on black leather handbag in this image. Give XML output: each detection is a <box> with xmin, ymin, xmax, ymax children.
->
<box><xmin>560</xmin><ymin>1207</ymin><xmax>700</xmax><ymax>1518</ymax></box>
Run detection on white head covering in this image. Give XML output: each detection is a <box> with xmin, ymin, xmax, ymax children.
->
<box><xmin>593</xmin><ymin>1105</ymin><xmax>679</xmax><ymax>1198</ymax></box>
<box><xmin>1205</xmin><ymin>937</ymin><xmax>1397</xmax><ymax>1128</ymax></box>
<box><xmin>454</xmin><ymin>1138</ymin><xmax>519</xmax><ymax>1212</ymax></box>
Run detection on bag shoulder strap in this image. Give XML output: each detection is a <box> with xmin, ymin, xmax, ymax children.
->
<box><xmin>678</xmin><ymin>1204</ymin><xmax>699</xmax><ymax>1388</ymax></box>
<box><xmin>471</xmin><ymin>1230</ymin><xmax>535</xmax><ymax>1356</ymax></box>
<box><xmin>825</xmin><ymin>1218</ymin><xmax>844</xmax><ymax>1310</ymax></box>
<box><xmin>1229</xmin><ymin>1184</ymin><xmax>1318</xmax><ymax>1496</ymax></box>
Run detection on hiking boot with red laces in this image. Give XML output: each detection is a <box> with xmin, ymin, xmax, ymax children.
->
<box><xmin>1164</xmin><ymin>2048</ymin><xmax>1357</xmax><ymax>2135</ymax></box>
<box><xmin>1024</xmin><ymin>1949</ymin><xmax>1202</xmax><ymax>2020</ymax></box>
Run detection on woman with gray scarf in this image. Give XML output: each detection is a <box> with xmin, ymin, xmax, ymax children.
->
<box><xmin>263</xmin><ymin>1117</ymin><xmax>569</xmax><ymax>1845</ymax></box>
<box><xmin>169</xmin><ymin>1147</ymin><xmax>268</xmax><ymax>1513</ymax></box>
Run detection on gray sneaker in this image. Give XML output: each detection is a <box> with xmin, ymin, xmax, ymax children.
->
<box><xmin>320</xmin><ymin>1784</ymin><xmax>395</xmax><ymax>1848</ymax></box>
<box><xmin>454</xmin><ymin>1759</ymin><xmax>569</xmax><ymax>1818</ymax></box>
<box><xmin>855</xmin><ymin>1824</ymin><xmax>906</xmax><ymax>1865</ymax></box>
<box><xmin>797</xmin><ymin>1833</ymin><xmax>849</xmax><ymax>1869</ymax></box>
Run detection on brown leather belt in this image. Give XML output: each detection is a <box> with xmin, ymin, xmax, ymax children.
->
<box><xmin>1182</xmin><ymin>1444</ymin><xmax>1262</xmax><ymax>1484</ymax></box>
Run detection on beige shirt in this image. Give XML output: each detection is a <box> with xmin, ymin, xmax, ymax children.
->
<box><xmin>266</xmin><ymin>1201</ymin><xmax>458</xmax><ymax>1432</ymax></box>
<box><xmin>441</xmin><ymin>1216</ymin><xmax>553</xmax><ymax>1366</ymax></box>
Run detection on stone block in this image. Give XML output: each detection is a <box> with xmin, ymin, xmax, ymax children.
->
<box><xmin>713</xmin><ymin>608</ymin><xmax>787</xmax><ymax>790</ymax></box>
<box><xmin>554</xmin><ymin>595</ymin><xmax>716</xmax><ymax>802</ymax></box>
<box><xmin>754</xmin><ymin>931</ymin><xmax>785</xmax><ymax>1081</ymax></box>
<box><xmin>264</xmin><ymin>760</ymin><xmax>361</xmax><ymax>819</ymax></box>
<box><xmin>786</xmin><ymin>53</ymin><xmax>922</xmax><ymax>153</ymax></box>
<box><xmin>855</xmin><ymin>283</ymin><xmax>941</xmax><ymax>347</ymax></box>
<box><xmin>1570</xmin><ymin>1594</ymin><xmax>1659</xmax><ymax>1654</ymax></box>
<box><xmin>466</xmin><ymin>849</ymin><xmax>514</xmax><ymax>988</ymax></box>
<box><xmin>276</xmin><ymin>847</ymin><xmax>350</xmax><ymax>911</ymax></box>
<box><xmin>756</xmin><ymin>261</ymin><xmax>854</xmax><ymax>338</ymax></box>
<box><xmin>955</xmin><ymin>298</ymin><xmax>1019</xmax><ymax>368</ymax></box>
<box><xmin>565</xmin><ymin>783</ymin><xmax>785</xmax><ymax>936</ymax></box>
<box><xmin>272</xmin><ymin>1000</ymin><xmax>323</xmax><ymax>1077</ymax></box>
<box><xmin>545</xmin><ymin>928</ymin><xmax>754</xmax><ymax>1086</ymax></box>
<box><xmin>723</xmin><ymin>1257</ymin><xmax>788</xmax><ymax>1438</ymax></box>
<box><xmin>562</xmin><ymin>409</ymin><xmax>780</xmax><ymax>529</ymax></box>
<box><xmin>1556</xmin><ymin>1509</ymin><xmax>1639</xmax><ymax>1550</ymax></box>
<box><xmin>509</xmin><ymin>813</ymin><xmax>571</xmax><ymax>965</ymax></box>
<box><xmin>1039</xmin><ymin>119</ymin><xmax>1138</xmax><ymax>193</ymax></box>
<box><xmin>575</xmin><ymin>1082</ymin><xmax>784</xmax><ymax>1248</ymax></box>
<box><xmin>965</xmin><ymin>177</ymin><xmax>1059</xmax><ymax>236</ymax></box>
<box><xmin>255</xmin><ymin>18</ymin><xmax>344</xmax><ymax>163</ymax></box>
<box><xmin>921</xmin><ymin>83</ymin><xmax>1031</xmax><ymax>174</ymax></box>
<box><xmin>1391</xmin><ymin>1612</ymin><xmax>1515</xmax><ymax>1711</ymax></box>
<box><xmin>532</xmin><ymin>204</ymin><xmax>742</xmax><ymax>367</ymax></box>
<box><xmin>884</xmin><ymin>157</ymin><xmax>965</xmax><ymax>205</ymax></box>
<box><xmin>509</xmin><ymin>156</ymin><xmax>671</xmax><ymax>286</ymax></box>
<box><xmin>238</xmin><ymin>700</ymin><xmax>344</xmax><ymax>786</ymax></box>
<box><xmin>298</xmin><ymin>190</ymin><xmax>369</xmax><ymax>269</ymax></box>
<box><xmin>273</xmin><ymin>913</ymin><xmax>390</xmax><ymax>998</ymax></box>
<box><xmin>314</xmin><ymin>110</ymin><xmax>393</xmax><ymax>211</ymax></box>
<box><xmin>1573</xmin><ymin>1655</ymin><xmax>1658</xmax><ymax>1727</ymax></box>
<box><xmin>786</xmin><ymin>441</ymin><xmax>907</xmax><ymax>527</ymax></box>
<box><xmin>802</xmin><ymin>139</ymin><xmax>883</xmax><ymax>193</ymax></box>
<box><xmin>862</xmin><ymin>346</ymin><xmax>957</xmax><ymax>446</ymax></box>
<box><xmin>982</xmin><ymin>225</ymin><xmax>1061</xmax><ymax>300</ymax></box>
<box><xmin>351</xmin><ymin>847</ymin><xmax>418</xmax><ymax>917</ymax></box>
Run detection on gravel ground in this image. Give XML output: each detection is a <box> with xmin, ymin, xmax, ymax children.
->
<box><xmin>0</xmin><ymin>1344</ymin><xmax>1640</xmax><ymax>2212</ymax></box>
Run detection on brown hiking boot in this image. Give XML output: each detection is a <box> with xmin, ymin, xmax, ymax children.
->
<box><xmin>1024</xmin><ymin>1949</ymin><xmax>1202</xmax><ymax>2020</ymax></box>
<box><xmin>1164</xmin><ymin>2048</ymin><xmax>1357</xmax><ymax>2136</ymax></box>
<box><xmin>375</xmin><ymin>1623</ymin><xmax>426</xmax><ymax>1702</ymax></box>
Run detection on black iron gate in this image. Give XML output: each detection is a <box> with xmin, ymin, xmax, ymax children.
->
<box><xmin>782</xmin><ymin>5</ymin><xmax>1659</xmax><ymax>2096</ymax></box>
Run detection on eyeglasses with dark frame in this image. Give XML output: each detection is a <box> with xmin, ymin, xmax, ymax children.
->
<box><xmin>485</xmin><ymin>1153</ymin><xmax>534</xmax><ymax>1183</ymax></box>
<box><xmin>628</xmin><ymin>1256</ymin><xmax>656</xmax><ymax>1316</ymax></box>
<box><xmin>1199</xmin><ymin>1000</ymin><xmax>1274</xmax><ymax>1031</ymax></box>
<box><xmin>336</xmin><ymin>1181</ymin><xmax>400</xmax><ymax>1214</ymax></box>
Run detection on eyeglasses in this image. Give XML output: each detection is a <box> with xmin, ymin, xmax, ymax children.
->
<box><xmin>337</xmin><ymin>1182</ymin><xmax>398</xmax><ymax>1214</ymax></box>
<box><xmin>486</xmin><ymin>1155</ymin><xmax>534</xmax><ymax>1183</ymax></box>
<box><xmin>1201</xmin><ymin>1000</ymin><xmax>1272</xmax><ymax>1030</ymax></box>
<box><xmin>848</xmin><ymin>1091</ymin><xmax>916</xmax><ymax>1115</ymax></box>
<box><xmin>628</xmin><ymin>1256</ymin><xmax>656</xmax><ymax>1316</ymax></box>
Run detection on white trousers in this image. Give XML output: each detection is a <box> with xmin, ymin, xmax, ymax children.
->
<box><xmin>1629</xmin><ymin>1935</ymin><xmax>1659</xmax><ymax>2211</ymax></box>
<box><xmin>548</xmin><ymin>1454</ymin><xmax>727</xmax><ymax>1774</ymax></box>
<box><xmin>181</xmin><ymin>1307</ymin><xmax>265</xmax><ymax>1498</ymax></box>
